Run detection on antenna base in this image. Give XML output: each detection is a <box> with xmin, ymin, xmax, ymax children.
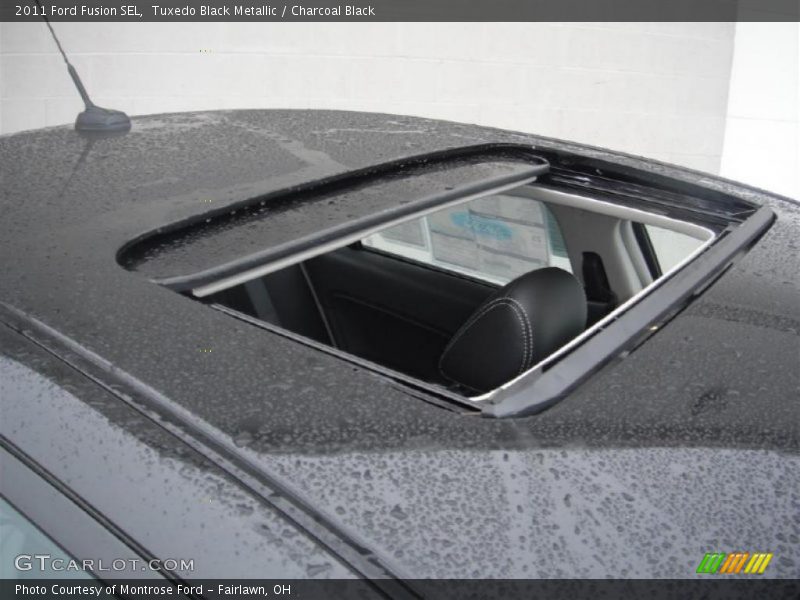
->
<box><xmin>75</xmin><ymin>105</ymin><xmax>131</xmax><ymax>133</ymax></box>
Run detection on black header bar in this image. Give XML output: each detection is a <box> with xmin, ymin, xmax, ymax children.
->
<box><xmin>3</xmin><ymin>0</ymin><xmax>799</xmax><ymax>22</ymax></box>
<box><xmin>3</xmin><ymin>579</ymin><xmax>800</xmax><ymax>600</ymax></box>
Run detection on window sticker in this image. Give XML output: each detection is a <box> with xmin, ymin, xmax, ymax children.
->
<box><xmin>363</xmin><ymin>194</ymin><xmax>570</xmax><ymax>283</ymax></box>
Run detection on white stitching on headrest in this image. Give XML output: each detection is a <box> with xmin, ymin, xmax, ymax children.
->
<box><xmin>439</xmin><ymin>297</ymin><xmax>531</xmax><ymax>385</ymax></box>
<box><xmin>503</xmin><ymin>297</ymin><xmax>534</xmax><ymax>373</ymax></box>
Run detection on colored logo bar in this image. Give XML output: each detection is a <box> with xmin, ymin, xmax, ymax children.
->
<box><xmin>696</xmin><ymin>552</ymin><xmax>773</xmax><ymax>574</ymax></box>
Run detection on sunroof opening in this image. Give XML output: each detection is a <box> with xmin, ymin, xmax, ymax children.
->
<box><xmin>119</xmin><ymin>145</ymin><xmax>770</xmax><ymax>417</ymax></box>
<box><xmin>203</xmin><ymin>183</ymin><xmax>713</xmax><ymax>399</ymax></box>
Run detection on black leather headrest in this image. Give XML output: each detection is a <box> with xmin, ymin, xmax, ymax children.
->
<box><xmin>439</xmin><ymin>267</ymin><xmax>587</xmax><ymax>393</ymax></box>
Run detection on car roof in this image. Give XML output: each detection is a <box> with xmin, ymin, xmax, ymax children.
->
<box><xmin>1</xmin><ymin>110</ymin><xmax>799</xmax><ymax>578</ymax></box>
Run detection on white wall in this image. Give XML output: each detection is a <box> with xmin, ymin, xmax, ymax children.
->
<box><xmin>720</xmin><ymin>22</ymin><xmax>799</xmax><ymax>199</ymax></box>
<box><xmin>1</xmin><ymin>22</ymin><xmax>736</xmax><ymax>174</ymax></box>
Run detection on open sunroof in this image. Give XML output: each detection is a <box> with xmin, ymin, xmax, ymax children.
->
<box><xmin>118</xmin><ymin>144</ymin><xmax>772</xmax><ymax>418</ymax></box>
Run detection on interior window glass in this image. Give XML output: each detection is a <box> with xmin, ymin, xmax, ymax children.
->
<box><xmin>0</xmin><ymin>497</ymin><xmax>93</xmax><ymax>580</ymax></box>
<box><xmin>644</xmin><ymin>224</ymin><xmax>705</xmax><ymax>273</ymax></box>
<box><xmin>363</xmin><ymin>194</ymin><xmax>572</xmax><ymax>284</ymax></box>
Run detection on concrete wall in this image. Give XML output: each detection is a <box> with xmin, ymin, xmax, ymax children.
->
<box><xmin>720</xmin><ymin>22</ymin><xmax>799</xmax><ymax>199</ymax></box>
<box><xmin>1</xmin><ymin>22</ymin><xmax>736</xmax><ymax>174</ymax></box>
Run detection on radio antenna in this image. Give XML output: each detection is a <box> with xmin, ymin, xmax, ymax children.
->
<box><xmin>35</xmin><ymin>0</ymin><xmax>131</xmax><ymax>132</ymax></box>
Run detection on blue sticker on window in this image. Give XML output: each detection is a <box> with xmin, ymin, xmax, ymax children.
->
<box><xmin>450</xmin><ymin>212</ymin><xmax>512</xmax><ymax>240</ymax></box>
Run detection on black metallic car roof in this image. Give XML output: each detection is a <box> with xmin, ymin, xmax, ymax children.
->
<box><xmin>0</xmin><ymin>326</ymin><xmax>358</xmax><ymax>580</ymax></box>
<box><xmin>1</xmin><ymin>110</ymin><xmax>798</xmax><ymax>579</ymax></box>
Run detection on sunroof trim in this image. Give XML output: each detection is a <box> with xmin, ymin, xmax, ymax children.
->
<box><xmin>522</xmin><ymin>185</ymin><xmax>715</xmax><ymax>241</ymax></box>
<box><xmin>472</xmin><ymin>219</ymin><xmax>717</xmax><ymax>404</ymax></box>
<box><xmin>484</xmin><ymin>204</ymin><xmax>775</xmax><ymax>418</ymax></box>
<box><xmin>462</xmin><ymin>187</ymin><xmax>717</xmax><ymax>404</ymax></box>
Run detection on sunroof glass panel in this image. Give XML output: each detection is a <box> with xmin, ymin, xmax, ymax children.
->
<box><xmin>119</xmin><ymin>147</ymin><xmax>548</xmax><ymax>289</ymax></box>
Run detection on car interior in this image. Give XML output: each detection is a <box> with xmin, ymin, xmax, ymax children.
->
<box><xmin>205</xmin><ymin>183</ymin><xmax>712</xmax><ymax>397</ymax></box>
